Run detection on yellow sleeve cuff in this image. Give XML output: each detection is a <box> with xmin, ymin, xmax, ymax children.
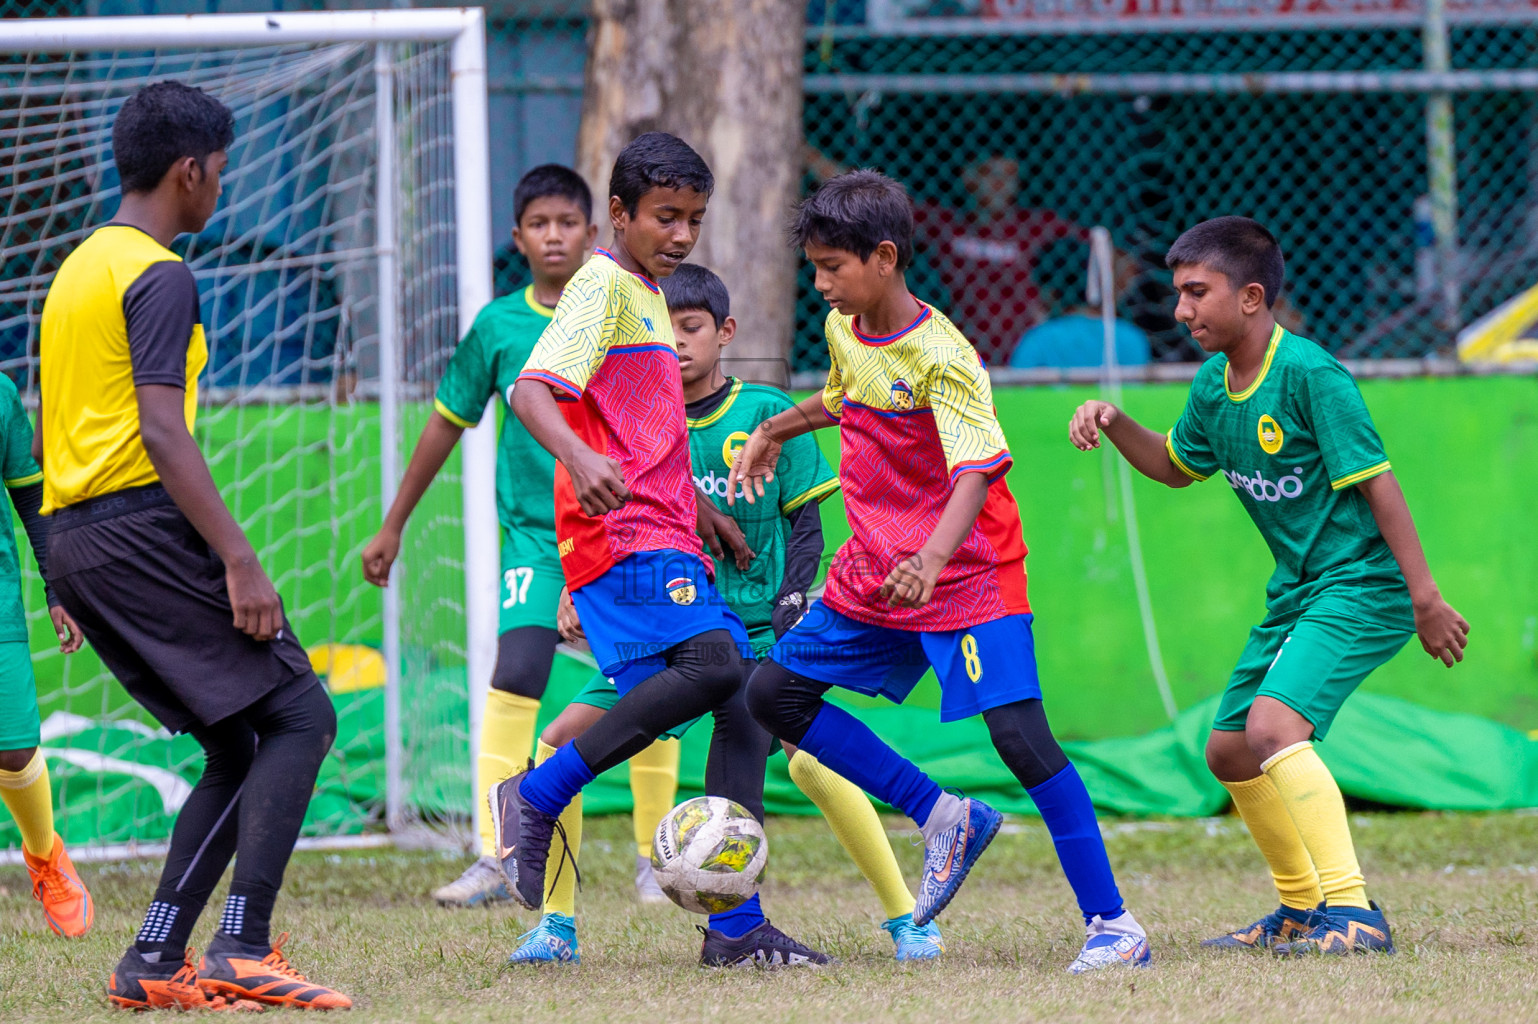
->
<box><xmin>1330</xmin><ymin>460</ymin><xmax>1391</xmax><ymax>490</ymax></box>
<box><xmin>781</xmin><ymin>476</ymin><xmax>840</xmax><ymax>513</ymax></box>
<box><xmin>433</xmin><ymin>398</ymin><xmax>478</xmax><ymax>430</ymax></box>
<box><xmin>1165</xmin><ymin>435</ymin><xmax>1209</xmax><ymax>482</ymax></box>
<box><xmin>3</xmin><ymin>471</ymin><xmax>42</xmax><ymax>488</ymax></box>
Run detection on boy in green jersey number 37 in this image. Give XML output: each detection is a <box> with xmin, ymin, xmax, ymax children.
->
<box><xmin>1070</xmin><ymin>217</ymin><xmax>1469</xmax><ymax>956</ymax></box>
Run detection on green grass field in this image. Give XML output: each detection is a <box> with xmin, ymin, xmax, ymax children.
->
<box><xmin>3</xmin><ymin>811</ymin><xmax>1536</xmax><ymax>1023</ymax></box>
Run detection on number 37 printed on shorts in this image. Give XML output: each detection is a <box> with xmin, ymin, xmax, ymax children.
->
<box><xmin>503</xmin><ymin>567</ymin><xmax>535</xmax><ymax>608</ymax></box>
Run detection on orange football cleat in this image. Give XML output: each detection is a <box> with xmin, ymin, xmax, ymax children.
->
<box><xmin>24</xmin><ymin>831</ymin><xmax>93</xmax><ymax>938</ymax></box>
<box><xmin>107</xmin><ymin>947</ymin><xmax>263</xmax><ymax>1012</ymax></box>
<box><xmin>198</xmin><ymin>932</ymin><xmax>352</xmax><ymax>1010</ymax></box>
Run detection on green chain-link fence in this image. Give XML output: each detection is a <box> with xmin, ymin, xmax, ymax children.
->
<box><xmin>5</xmin><ymin>1</ymin><xmax>1537</xmax><ymax>373</ymax></box>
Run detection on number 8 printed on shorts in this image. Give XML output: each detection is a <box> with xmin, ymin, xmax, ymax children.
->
<box><xmin>961</xmin><ymin>632</ymin><xmax>982</xmax><ymax>682</ymax></box>
<box><xmin>502</xmin><ymin>567</ymin><xmax>534</xmax><ymax>608</ymax></box>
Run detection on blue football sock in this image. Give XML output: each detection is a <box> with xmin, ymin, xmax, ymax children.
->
<box><xmin>1028</xmin><ymin>764</ymin><xmax>1124</xmax><ymax>923</ymax></box>
<box><xmin>708</xmin><ymin>893</ymin><xmax>765</xmax><ymax>939</ymax></box>
<box><xmin>517</xmin><ymin>741</ymin><xmax>595</xmax><ymax>817</ymax></box>
<box><xmin>799</xmin><ymin>703</ymin><xmax>941</xmax><ymax>825</ymax></box>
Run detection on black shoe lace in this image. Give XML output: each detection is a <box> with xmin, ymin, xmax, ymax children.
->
<box><xmin>520</xmin><ymin>804</ymin><xmax>581</xmax><ymax>895</ymax></box>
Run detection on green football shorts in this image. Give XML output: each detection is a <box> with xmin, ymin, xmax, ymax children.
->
<box><xmin>0</xmin><ymin>639</ymin><xmax>41</xmax><ymax>749</ymax></box>
<box><xmin>1213</xmin><ymin>585</ymin><xmax>1413</xmax><ymax>739</ymax></box>
<box><xmin>499</xmin><ymin>531</ymin><xmax>564</xmax><ymax>634</ymax></box>
<box><xmin>570</xmin><ymin>671</ymin><xmax>701</xmax><ymax>740</ymax></box>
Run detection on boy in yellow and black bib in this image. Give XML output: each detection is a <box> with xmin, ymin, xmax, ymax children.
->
<box><xmin>39</xmin><ymin>82</ymin><xmax>349</xmax><ymax>1010</ymax></box>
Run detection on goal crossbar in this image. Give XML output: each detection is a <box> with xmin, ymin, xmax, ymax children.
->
<box><xmin>0</xmin><ymin>10</ymin><xmax>485</xmax><ymax>51</ymax></box>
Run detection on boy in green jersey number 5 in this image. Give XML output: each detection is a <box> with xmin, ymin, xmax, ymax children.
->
<box><xmin>1070</xmin><ymin>217</ymin><xmax>1468</xmax><ymax>956</ymax></box>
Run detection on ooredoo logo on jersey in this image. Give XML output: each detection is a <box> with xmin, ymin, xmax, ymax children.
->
<box><xmin>1223</xmin><ymin>466</ymin><xmax>1305</xmax><ymax>503</ymax></box>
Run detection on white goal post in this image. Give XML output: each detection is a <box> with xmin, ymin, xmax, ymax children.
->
<box><xmin>0</xmin><ymin>10</ymin><xmax>498</xmax><ymax>853</ymax></box>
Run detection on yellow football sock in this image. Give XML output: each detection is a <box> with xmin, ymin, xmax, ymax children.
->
<box><xmin>789</xmin><ymin>751</ymin><xmax>915</xmax><ymax>920</ymax></box>
<box><xmin>1222</xmin><ymin>774</ymin><xmax>1324</xmax><ymax>910</ymax></box>
<box><xmin>536</xmin><ymin>740</ymin><xmax>582</xmax><ymax>918</ymax></box>
<box><xmin>0</xmin><ymin>750</ymin><xmax>55</xmax><ymax>859</ymax></box>
<box><xmin>476</xmin><ymin>691</ymin><xmax>540</xmax><ymax>857</ymax></box>
<box><xmin>629</xmin><ymin>739</ymin><xmax>680</xmax><ymax>857</ymax></box>
<box><xmin>1263</xmin><ymin>742</ymin><xmax>1370</xmax><ymax>910</ymax></box>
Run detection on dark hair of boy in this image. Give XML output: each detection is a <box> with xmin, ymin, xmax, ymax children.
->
<box><xmin>608</xmin><ymin>132</ymin><xmax>714</xmax><ymax>216</ymax></box>
<box><xmin>788</xmin><ymin>169</ymin><xmax>915</xmax><ymax>271</ymax></box>
<box><xmin>514</xmin><ymin>164</ymin><xmax>593</xmax><ymax>225</ymax></box>
<box><xmin>112</xmin><ymin>82</ymin><xmax>235</xmax><ymax>195</ymax></box>
<box><xmin>1165</xmin><ymin>216</ymin><xmax>1285</xmax><ymax>309</ymax></box>
<box><xmin>660</xmin><ymin>263</ymin><xmax>730</xmax><ymax>328</ymax></box>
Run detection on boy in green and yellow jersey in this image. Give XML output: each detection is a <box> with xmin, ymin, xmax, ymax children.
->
<box><xmin>1070</xmin><ymin>216</ymin><xmax>1469</xmax><ymax>956</ymax></box>
<box><xmin>0</xmin><ymin>372</ymin><xmax>91</xmax><ymax>940</ymax></box>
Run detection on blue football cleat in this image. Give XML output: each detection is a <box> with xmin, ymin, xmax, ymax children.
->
<box><xmin>912</xmin><ymin>796</ymin><xmax>1004</xmax><ymax>927</ymax></box>
<box><xmin>1067</xmin><ymin>911</ymin><xmax>1153</xmax><ymax>973</ymax></box>
<box><xmin>1274</xmin><ymin>902</ymin><xmax>1395</xmax><ymax>956</ymax></box>
<box><xmin>882</xmin><ymin>913</ymin><xmax>945</xmax><ymax>961</ymax></box>
<box><xmin>507</xmin><ymin>913</ymin><xmax>580</xmax><ymax>964</ymax></box>
<box><xmin>1202</xmin><ymin>904</ymin><xmax>1325</xmax><ymax>950</ymax></box>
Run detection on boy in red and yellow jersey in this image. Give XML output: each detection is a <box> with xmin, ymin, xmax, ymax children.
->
<box><xmin>736</xmin><ymin>170</ymin><xmax>1151</xmax><ymax>974</ymax></box>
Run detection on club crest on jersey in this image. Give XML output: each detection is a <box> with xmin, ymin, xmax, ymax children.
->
<box><xmin>666</xmin><ymin>577</ymin><xmax>697</xmax><ymax>606</ymax></box>
<box><xmin>1257</xmin><ymin>414</ymin><xmax>1284</xmax><ymax>455</ymax></box>
<box><xmin>721</xmin><ymin>430</ymin><xmax>750</xmax><ymax>469</ymax></box>
<box><xmin>890</xmin><ymin>379</ymin><xmax>914</xmax><ymax>411</ymax></box>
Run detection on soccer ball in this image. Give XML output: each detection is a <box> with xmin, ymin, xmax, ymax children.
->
<box><xmin>650</xmin><ymin>796</ymin><xmax>767</xmax><ymax>915</ymax></box>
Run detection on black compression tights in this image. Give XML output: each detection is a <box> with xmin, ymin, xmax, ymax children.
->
<box><xmin>489</xmin><ymin>626</ymin><xmax>560</xmax><ymax>700</ymax></box>
<box><xmin>981</xmin><ymin>699</ymin><xmax>1070</xmax><ymax>791</ymax></box>
<box><xmin>571</xmin><ymin>630</ymin><xmax>773</xmax><ymax>821</ymax></box>
<box><xmin>137</xmin><ymin>676</ymin><xmax>336</xmax><ymax>955</ymax></box>
<box><xmin>748</xmin><ymin>658</ymin><xmax>1069</xmax><ymax>792</ymax></box>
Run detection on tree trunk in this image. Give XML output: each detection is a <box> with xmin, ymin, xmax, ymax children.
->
<box><xmin>576</xmin><ymin>0</ymin><xmax>804</xmax><ymax>387</ymax></box>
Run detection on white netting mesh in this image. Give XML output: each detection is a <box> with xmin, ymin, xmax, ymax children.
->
<box><xmin>0</xmin><ymin>38</ymin><xmax>472</xmax><ymax>853</ymax></box>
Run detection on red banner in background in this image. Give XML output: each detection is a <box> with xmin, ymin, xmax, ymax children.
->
<box><xmin>978</xmin><ymin>0</ymin><xmax>1538</xmax><ymax>15</ymax></box>
<box><xmin>876</xmin><ymin>0</ymin><xmax>1538</xmax><ymax>27</ymax></box>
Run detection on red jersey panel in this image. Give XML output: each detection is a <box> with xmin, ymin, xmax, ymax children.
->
<box><xmin>820</xmin><ymin>303</ymin><xmax>1030</xmax><ymax>631</ymax></box>
<box><xmin>517</xmin><ymin>250</ymin><xmax>706</xmax><ymax>591</ymax></box>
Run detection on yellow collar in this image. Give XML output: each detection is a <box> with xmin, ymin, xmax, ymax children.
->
<box><xmin>686</xmin><ymin>377</ymin><xmax>742</xmax><ymax>428</ymax></box>
<box><xmin>1225</xmin><ymin>323</ymin><xmax>1282</xmax><ymax>402</ymax></box>
<box><xmin>524</xmin><ymin>284</ymin><xmax>556</xmax><ymax>318</ymax></box>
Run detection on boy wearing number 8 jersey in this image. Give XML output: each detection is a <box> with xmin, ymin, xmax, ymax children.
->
<box><xmin>738</xmin><ymin>170</ymin><xmax>1151</xmax><ymax>973</ymax></box>
<box><xmin>1070</xmin><ymin>217</ymin><xmax>1468</xmax><ymax>956</ymax></box>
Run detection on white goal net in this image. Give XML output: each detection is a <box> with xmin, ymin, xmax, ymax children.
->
<box><xmin>0</xmin><ymin>11</ymin><xmax>497</xmax><ymax>858</ymax></box>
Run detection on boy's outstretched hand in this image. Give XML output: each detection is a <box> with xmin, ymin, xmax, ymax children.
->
<box><xmin>724</xmin><ymin>425</ymin><xmax>782</xmax><ymax>506</ymax></box>
<box><xmin>1068</xmin><ymin>400</ymin><xmax>1121</xmax><ymax>451</ymax></box>
<box><xmin>566</xmin><ymin>445</ymin><xmax>631</xmax><ymax>515</ymax></box>
<box><xmin>1415</xmin><ymin>594</ymin><xmax>1470</xmax><ymax>667</ymax></box>
<box><xmin>361</xmin><ymin>528</ymin><xmax>400</xmax><ymax>587</ymax></box>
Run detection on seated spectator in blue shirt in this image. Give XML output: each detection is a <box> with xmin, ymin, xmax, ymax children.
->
<box><xmin>1008</xmin><ymin>309</ymin><xmax>1150</xmax><ymax>369</ymax></box>
<box><xmin>1006</xmin><ymin>236</ymin><xmax>1151</xmax><ymax>369</ymax></box>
